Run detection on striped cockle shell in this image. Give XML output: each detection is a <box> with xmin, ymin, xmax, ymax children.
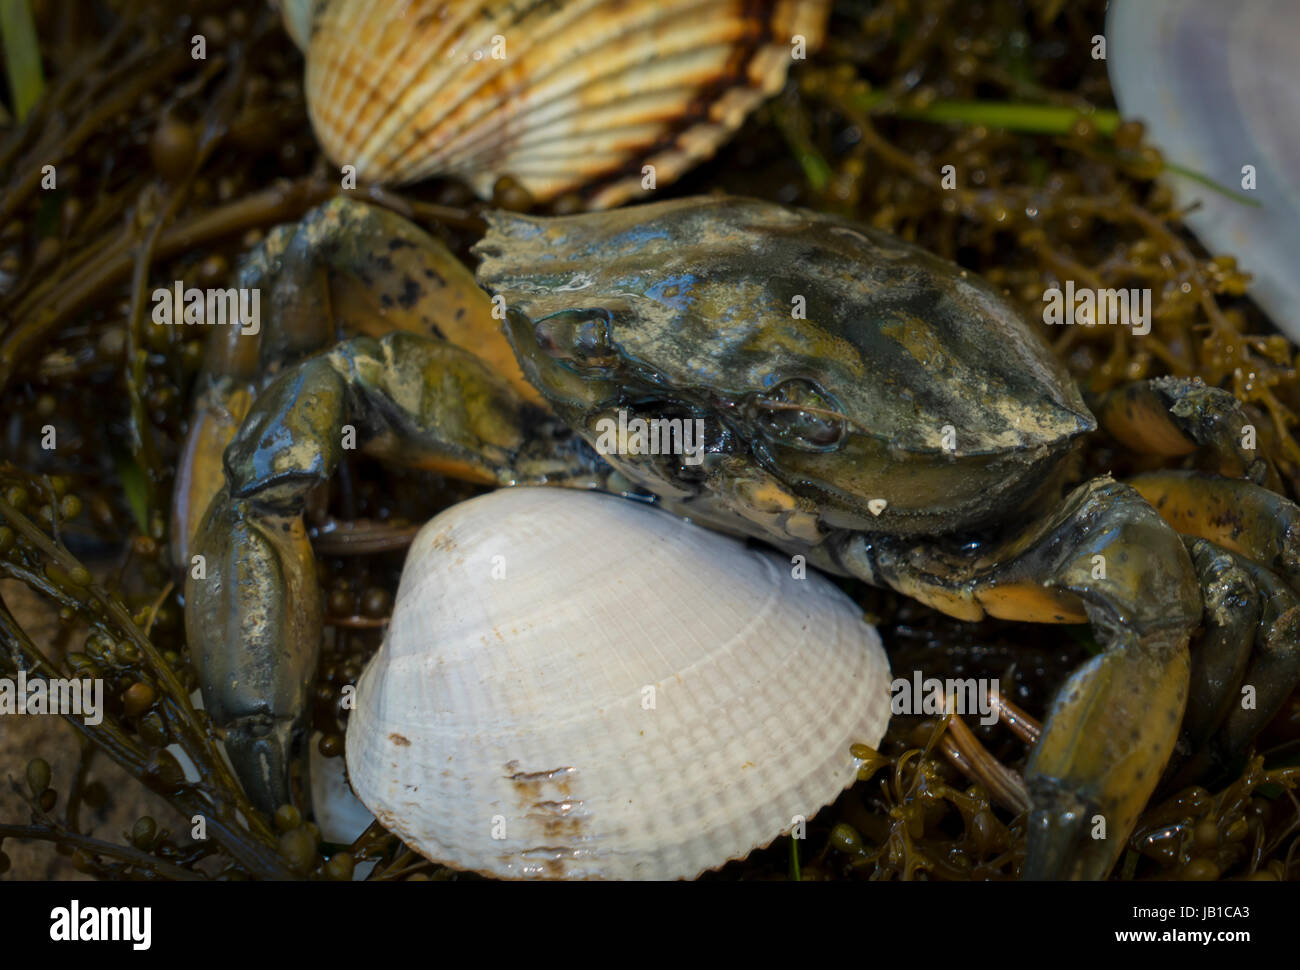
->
<box><xmin>279</xmin><ymin>0</ymin><xmax>830</xmax><ymax>208</ymax></box>
<box><xmin>344</xmin><ymin>487</ymin><xmax>891</xmax><ymax>879</ymax></box>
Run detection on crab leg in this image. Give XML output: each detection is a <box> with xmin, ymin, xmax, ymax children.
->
<box><xmin>1127</xmin><ymin>469</ymin><xmax>1300</xmax><ymax>593</ymax></box>
<box><xmin>1178</xmin><ymin>539</ymin><xmax>1261</xmax><ymax>757</ymax></box>
<box><xmin>1090</xmin><ymin>377</ymin><xmax>1280</xmax><ymax>490</ymax></box>
<box><xmin>1205</xmin><ymin>599</ymin><xmax>1300</xmax><ymax>776</ymax></box>
<box><xmin>1126</xmin><ymin>473</ymin><xmax>1300</xmax><ymax>780</ymax></box>
<box><xmin>831</xmin><ymin>476</ymin><xmax>1201</xmax><ymax>879</ymax></box>
<box><xmin>1164</xmin><ymin>538</ymin><xmax>1300</xmax><ymax>789</ymax></box>
<box><xmin>186</xmin><ymin>332</ymin><xmax>604</xmax><ymax>813</ymax></box>
<box><xmin>173</xmin><ymin>197</ymin><xmax>538</xmax><ymax>567</ymax></box>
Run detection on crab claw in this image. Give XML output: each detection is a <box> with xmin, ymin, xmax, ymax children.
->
<box><xmin>185</xmin><ymin>489</ymin><xmax>322</xmax><ymax>814</ymax></box>
<box><xmin>182</xmin><ymin>329</ymin><xmax>608</xmax><ymax>818</ymax></box>
<box><xmin>222</xmin><ymin>715</ymin><xmax>301</xmax><ymax>816</ymax></box>
<box><xmin>1023</xmin><ymin>628</ymin><xmax>1192</xmax><ymax>879</ymax></box>
<box><xmin>999</xmin><ymin>482</ymin><xmax>1199</xmax><ymax>879</ymax></box>
<box><xmin>834</xmin><ymin>477</ymin><xmax>1201</xmax><ymax>879</ymax></box>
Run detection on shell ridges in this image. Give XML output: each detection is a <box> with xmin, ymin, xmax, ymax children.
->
<box><xmin>344</xmin><ymin>487</ymin><xmax>890</xmax><ymax>879</ymax></box>
<box><xmin>293</xmin><ymin>0</ymin><xmax>830</xmax><ymax>206</ymax></box>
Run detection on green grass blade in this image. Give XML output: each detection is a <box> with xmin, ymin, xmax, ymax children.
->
<box><xmin>1</xmin><ymin>0</ymin><xmax>44</xmax><ymax>122</ymax></box>
<box><xmin>844</xmin><ymin>91</ymin><xmax>1258</xmax><ymax>209</ymax></box>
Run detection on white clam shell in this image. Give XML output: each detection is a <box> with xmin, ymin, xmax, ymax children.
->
<box><xmin>345</xmin><ymin>487</ymin><xmax>891</xmax><ymax>879</ymax></box>
<box><xmin>309</xmin><ymin>734</ymin><xmax>375</xmax><ymax>846</ymax></box>
<box><xmin>283</xmin><ymin>0</ymin><xmax>829</xmax><ymax>208</ymax></box>
<box><xmin>1107</xmin><ymin>0</ymin><xmax>1300</xmax><ymax>337</ymax></box>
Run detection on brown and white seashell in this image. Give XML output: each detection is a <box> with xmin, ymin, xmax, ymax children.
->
<box><xmin>279</xmin><ymin>0</ymin><xmax>830</xmax><ymax>208</ymax></box>
<box><xmin>344</xmin><ymin>487</ymin><xmax>891</xmax><ymax>879</ymax></box>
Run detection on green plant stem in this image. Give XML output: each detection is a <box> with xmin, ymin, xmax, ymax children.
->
<box><xmin>845</xmin><ymin>89</ymin><xmax>1119</xmax><ymax>135</ymax></box>
<box><xmin>0</xmin><ymin>0</ymin><xmax>44</xmax><ymax>122</ymax></box>
<box><xmin>769</xmin><ymin>100</ymin><xmax>832</xmax><ymax>193</ymax></box>
<box><xmin>1163</xmin><ymin>161</ymin><xmax>1261</xmax><ymax>208</ymax></box>
<box><xmin>839</xmin><ymin>90</ymin><xmax>1255</xmax><ymax>206</ymax></box>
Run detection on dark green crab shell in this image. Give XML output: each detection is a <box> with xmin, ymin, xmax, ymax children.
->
<box><xmin>474</xmin><ymin>196</ymin><xmax>1094</xmax><ymax>536</ymax></box>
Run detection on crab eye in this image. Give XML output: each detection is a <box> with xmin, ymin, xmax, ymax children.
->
<box><xmin>754</xmin><ymin>379</ymin><xmax>846</xmax><ymax>451</ymax></box>
<box><xmin>533</xmin><ymin>309</ymin><xmax>618</xmax><ymax>369</ymax></box>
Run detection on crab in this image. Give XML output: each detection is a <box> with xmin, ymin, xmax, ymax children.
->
<box><xmin>179</xmin><ymin>195</ymin><xmax>1300</xmax><ymax>880</ymax></box>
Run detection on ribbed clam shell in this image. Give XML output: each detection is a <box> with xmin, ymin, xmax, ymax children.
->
<box><xmin>1107</xmin><ymin>0</ymin><xmax>1300</xmax><ymax>338</ymax></box>
<box><xmin>287</xmin><ymin>0</ymin><xmax>829</xmax><ymax>207</ymax></box>
<box><xmin>345</xmin><ymin>487</ymin><xmax>890</xmax><ymax>879</ymax></box>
